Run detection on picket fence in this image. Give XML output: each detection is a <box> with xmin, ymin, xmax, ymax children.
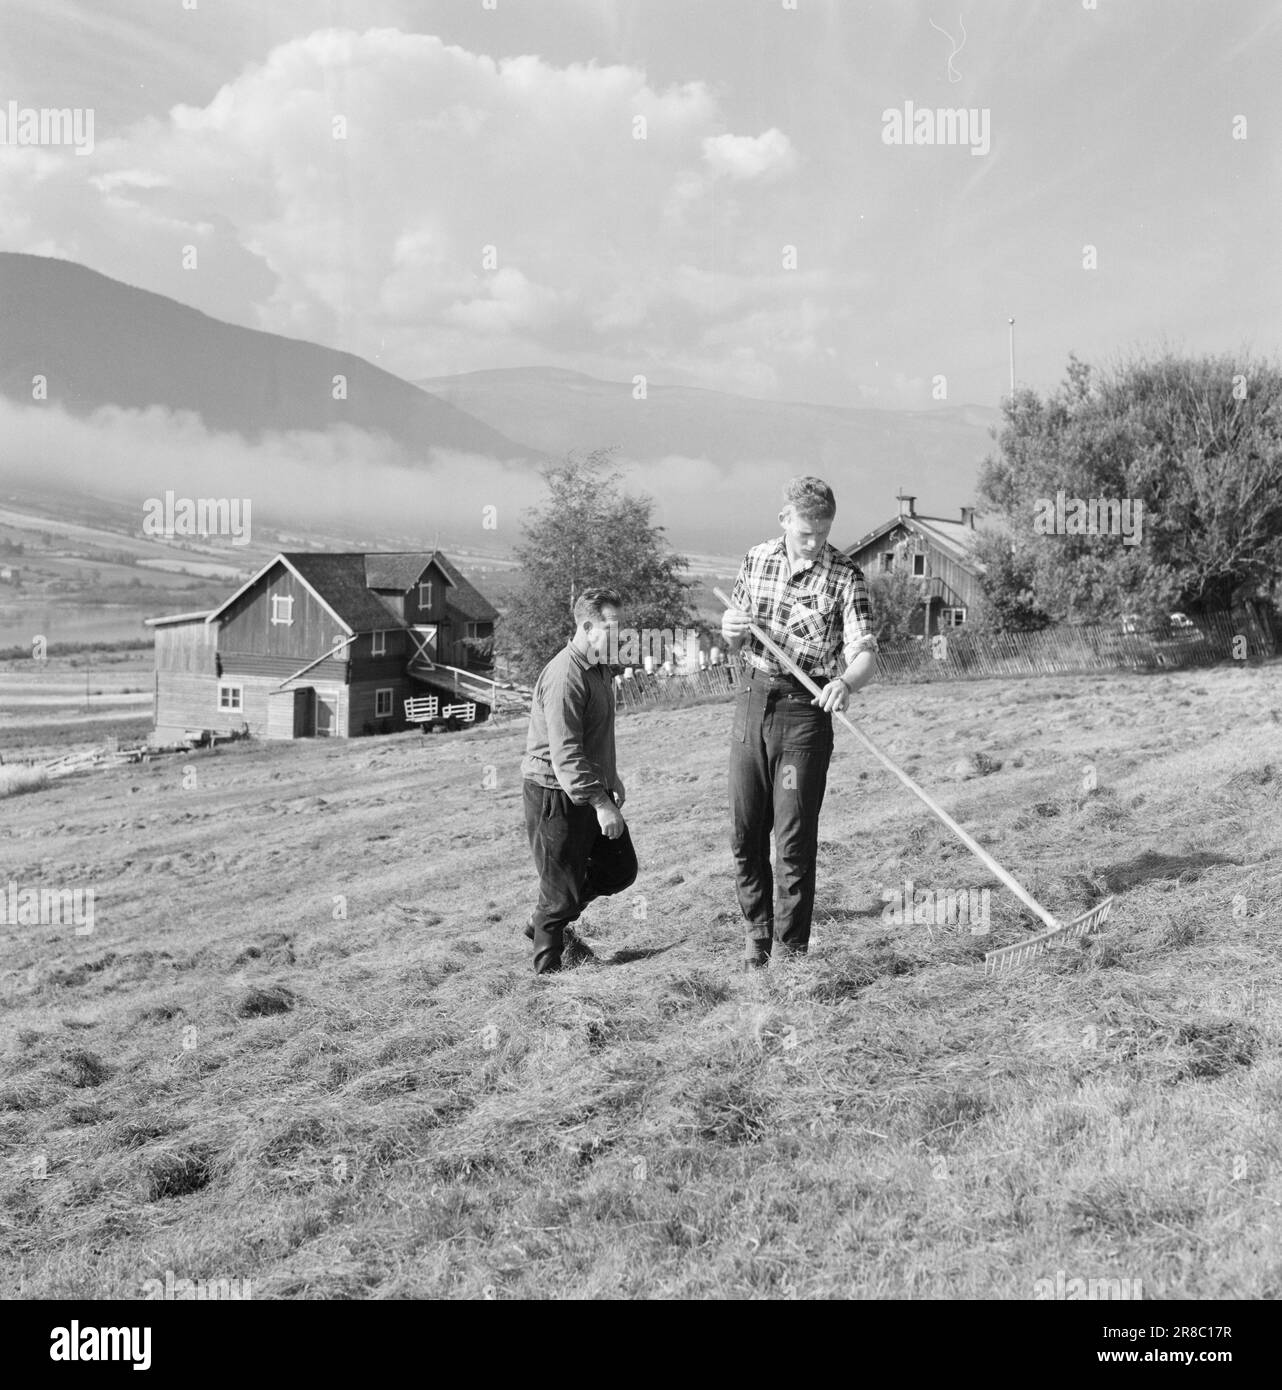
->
<box><xmin>613</xmin><ymin>605</ymin><xmax>1276</xmax><ymax>713</ymax></box>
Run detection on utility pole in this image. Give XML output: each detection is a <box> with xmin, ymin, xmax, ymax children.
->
<box><xmin>1008</xmin><ymin>317</ymin><xmax>1016</xmax><ymax>398</ymax></box>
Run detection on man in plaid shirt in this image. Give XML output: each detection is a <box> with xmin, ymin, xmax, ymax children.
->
<box><xmin>720</xmin><ymin>476</ymin><xmax>878</xmax><ymax>969</ymax></box>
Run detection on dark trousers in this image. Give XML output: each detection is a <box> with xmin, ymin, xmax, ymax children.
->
<box><xmin>729</xmin><ymin>667</ymin><xmax>834</xmax><ymax>956</ymax></box>
<box><xmin>523</xmin><ymin>780</ymin><xmax>638</xmax><ymax>973</ymax></box>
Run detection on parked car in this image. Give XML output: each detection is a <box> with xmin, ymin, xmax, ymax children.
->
<box><xmin>1119</xmin><ymin>611</ymin><xmax>1206</xmax><ymax>641</ymax></box>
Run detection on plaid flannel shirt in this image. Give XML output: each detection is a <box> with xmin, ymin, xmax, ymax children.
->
<box><xmin>730</xmin><ymin>537</ymin><xmax>878</xmax><ymax>679</ymax></box>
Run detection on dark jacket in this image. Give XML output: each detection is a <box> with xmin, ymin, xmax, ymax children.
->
<box><xmin>520</xmin><ymin>640</ymin><xmax>618</xmax><ymax>808</ymax></box>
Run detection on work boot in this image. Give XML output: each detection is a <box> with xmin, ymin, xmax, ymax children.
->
<box><xmin>743</xmin><ymin>930</ymin><xmax>772</xmax><ymax>972</ymax></box>
<box><xmin>533</xmin><ymin>921</ymin><xmax>565</xmax><ymax>975</ymax></box>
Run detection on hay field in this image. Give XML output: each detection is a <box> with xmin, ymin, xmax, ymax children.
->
<box><xmin>2</xmin><ymin>663</ymin><xmax>1281</xmax><ymax>1298</ymax></box>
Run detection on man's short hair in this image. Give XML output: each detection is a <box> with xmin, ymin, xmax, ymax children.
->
<box><xmin>783</xmin><ymin>475</ymin><xmax>836</xmax><ymax>521</ymax></box>
<box><xmin>572</xmin><ymin>587</ymin><xmax>622</xmax><ymax>626</ymax></box>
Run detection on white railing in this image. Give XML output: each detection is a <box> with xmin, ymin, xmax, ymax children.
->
<box><xmin>403</xmin><ymin>695</ymin><xmax>439</xmax><ymax>723</ymax></box>
<box><xmin>408</xmin><ymin>659</ymin><xmax>531</xmax><ymax>712</ymax></box>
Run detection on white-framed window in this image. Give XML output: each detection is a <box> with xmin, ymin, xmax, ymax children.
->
<box><xmin>270</xmin><ymin>594</ymin><xmax>294</xmax><ymax>625</ymax></box>
<box><xmin>218</xmin><ymin>682</ymin><xmax>243</xmax><ymax>711</ymax></box>
<box><xmin>941</xmin><ymin>606</ymin><xmax>967</xmax><ymax>628</ymax></box>
<box><xmin>881</xmin><ymin>551</ymin><xmax>895</xmax><ymax>573</ymax></box>
<box><xmin>418</xmin><ymin>579</ymin><xmax>433</xmax><ymax>609</ymax></box>
<box><xmin>912</xmin><ymin>554</ymin><xmax>926</xmax><ymax>577</ymax></box>
<box><xmin>375</xmin><ymin>687</ymin><xmax>393</xmax><ymax>718</ymax></box>
<box><xmin>371</xmin><ymin>629</ymin><xmax>387</xmax><ymax>656</ymax></box>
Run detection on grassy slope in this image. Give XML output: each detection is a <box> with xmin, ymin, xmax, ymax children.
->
<box><xmin>2</xmin><ymin>665</ymin><xmax>1281</xmax><ymax>1299</ymax></box>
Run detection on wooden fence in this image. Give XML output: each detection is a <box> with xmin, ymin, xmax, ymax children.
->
<box><xmin>615</xmin><ymin>661</ymin><xmax>742</xmax><ymax>712</ymax></box>
<box><xmin>872</xmin><ymin>605</ymin><xmax>1275</xmax><ymax>685</ymax></box>
<box><xmin>613</xmin><ymin>605</ymin><xmax>1276</xmax><ymax>712</ymax></box>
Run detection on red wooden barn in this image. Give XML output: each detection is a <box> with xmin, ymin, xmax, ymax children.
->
<box><xmin>145</xmin><ymin>551</ymin><xmax>498</xmax><ymax>741</ymax></box>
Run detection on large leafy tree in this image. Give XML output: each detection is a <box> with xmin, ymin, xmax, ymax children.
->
<box><xmin>974</xmin><ymin>351</ymin><xmax>1282</xmax><ymax>625</ymax></box>
<box><xmin>498</xmin><ymin>449</ymin><xmax>696</xmax><ymax>680</ymax></box>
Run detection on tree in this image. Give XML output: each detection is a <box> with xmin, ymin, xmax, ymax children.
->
<box><xmin>966</xmin><ymin>520</ymin><xmax>1053</xmax><ymax>632</ymax></box>
<box><xmin>867</xmin><ymin>569</ymin><xmax>924</xmax><ymax>642</ymax></box>
<box><xmin>976</xmin><ymin>351</ymin><xmax>1282</xmax><ymax>625</ymax></box>
<box><xmin>497</xmin><ymin>449</ymin><xmax>696</xmax><ymax>680</ymax></box>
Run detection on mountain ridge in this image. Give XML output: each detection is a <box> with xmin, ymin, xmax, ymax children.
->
<box><xmin>0</xmin><ymin>253</ymin><xmax>1000</xmax><ymax>547</ymax></box>
<box><xmin>0</xmin><ymin>252</ymin><xmax>539</xmax><ymax>460</ymax></box>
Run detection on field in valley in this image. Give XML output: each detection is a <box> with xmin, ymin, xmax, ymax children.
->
<box><xmin>0</xmin><ymin>652</ymin><xmax>153</xmax><ymax>761</ymax></box>
<box><xmin>1</xmin><ymin>662</ymin><xmax>1281</xmax><ymax>1299</ymax></box>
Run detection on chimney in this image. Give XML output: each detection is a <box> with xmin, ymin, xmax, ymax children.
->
<box><xmin>960</xmin><ymin>506</ymin><xmax>975</xmax><ymax>528</ymax></box>
<box><xmin>896</xmin><ymin>491</ymin><xmax>916</xmax><ymax>518</ymax></box>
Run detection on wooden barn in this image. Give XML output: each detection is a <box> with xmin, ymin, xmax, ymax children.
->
<box><xmin>145</xmin><ymin>551</ymin><xmax>498</xmax><ymax>742</ymax></box>
<box><xmin>844</xmin><ymin>493</ymin><xmax>984</xmax><ymax>637</ymax></box>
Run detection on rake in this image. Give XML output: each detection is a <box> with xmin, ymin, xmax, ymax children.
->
<box><xmin>712</xmin><ymin>589</ymin><xmax>1113</xmax><ymax>975</ymax></box>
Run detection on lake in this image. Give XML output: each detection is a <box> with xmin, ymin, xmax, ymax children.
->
<box><xmin>0</xmin><ymin>603</ymin><xmax>154</xmax><ymax>649</ymax></box>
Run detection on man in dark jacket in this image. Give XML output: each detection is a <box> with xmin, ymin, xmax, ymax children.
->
<box><xmin>520</xmin><ymin>587</ymin><xmax>637</xmax><ymax>974</ymax></box>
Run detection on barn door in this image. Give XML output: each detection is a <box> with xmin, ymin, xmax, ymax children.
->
<box><xmin>314</xmin><ymin>692</ymin><xmax>337</xmax><ymax>736</ymax></box>
<box><xmin>409</xmin><ymin>625</ymin><xmax>438</xmax><ymax>666</ymax></box>
<box><xmin>296</xmin><ymin>686</ymin><xmax>314</xmax><ymax>737</ymax></box>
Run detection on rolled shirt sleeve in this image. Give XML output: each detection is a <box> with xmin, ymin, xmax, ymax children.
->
<box><xmin>730</xmin><ymin>556</ymin><xmax>752</xmax><ymax>614</ymax></box>
<box><xmin>841</xmin><ymin>566</ymin><xmax>879</xmax><ymax>666</ymax></box>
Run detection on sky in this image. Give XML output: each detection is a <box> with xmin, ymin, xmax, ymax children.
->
<box><xmin>2</xmin><ymin>0</ymin><xmax>1279</xmax><ymax>414</ymax></box>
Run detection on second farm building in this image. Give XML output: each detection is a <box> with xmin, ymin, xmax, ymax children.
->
<box><xmin>146</xmin><ymin>550</ymin><xmax>498</xmax><ymax>742</ymax></box>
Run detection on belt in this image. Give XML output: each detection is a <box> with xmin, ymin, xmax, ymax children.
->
<box><xmin>744</xmin><ymin>662</ymin><xmax>831</xmax><ymax>689</ymax></box>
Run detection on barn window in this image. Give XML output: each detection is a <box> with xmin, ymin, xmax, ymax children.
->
<box><xmin>881</xmin><ymin>552</ymin><xmax>895</xmax><ymax>573</ymax></box>
<box><xmin>941</xmin><ymin>607</ymin><xmax>967</xmax><ymax>628</ymax></box>
<box><xmin>375</xmin><ymin>688</ymin><xmax>393</xmax><ymax>718</ymax></box>
<box><xmin>218</xmin><ymin>682</ymin><xmax>243</xmax><ymax>711</ymax></box>
<box><xmin>913</xmin><ymin>554</ymin><xmax>926</xmax><ymax>577</ymax></box>
<box><xmin>270</xmin><ymin>594</ymin><xmax>294</xmax><ymax>625</ymax></box>
<box><xmin>418</xmin><ymin>579</ymin><xmax>433</xmax><ymax>609</ymax></box>
<box><xmin>371</xmin><ymin>629</ymin><xmax>387</xmax><ymax>656</ymax></box>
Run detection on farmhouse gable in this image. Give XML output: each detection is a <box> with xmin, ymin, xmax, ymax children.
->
<box><xmin>844</xmin><ymin>494</ymin><xmax>985</xmax><ymax>636</ymax></box>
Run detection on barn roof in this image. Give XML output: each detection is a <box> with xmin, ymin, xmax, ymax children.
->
<box><xmin>144</xmin><ymin>610</ymin><xmax>214</xmax><ymax>627</ymax></box>
<box><xmin>845</xmin><ymin>513</ymin><xmax>982</xmax><ymax>575</ymax></box>
<box><xmin>192</xmin><ymin>549</ymin><xmax>499</xmax><ymax>635</ymax></box>
<box><xmin>282</xmin><ymin>553</ymin><xmax>403</xmax><ymax>630</ymax></box>
<box><xmin>364</xmin><ymin>552</ymin><xmax>454</xmax><ymax>592</ymax></box>
<box><xmin>905</xmin><ymin>516</ymin><xmax>979</xmax><ymax>566</ymax></box>
<box><xmin>432</xmin><ymin>552</ymin><xmax>499</xmax><ymax>623</ymax></box>
<box><xmin>361</xmin><ymin>549</ymin><xmax>498</xmax><ymax>623</ymax></box>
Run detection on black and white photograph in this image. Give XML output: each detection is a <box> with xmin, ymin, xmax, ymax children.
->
<box><xmin>1</xmin><ymin>0</ymin><xmax>1279</xmax><ymax>1339</ymax></box>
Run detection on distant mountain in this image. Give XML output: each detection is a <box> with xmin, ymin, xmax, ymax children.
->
<box><xmin>0</xmin><ymin>253</ymin><xmax>538</xmax><ymax>460</ymax></box>
<box><xmin>0</xmin><ymin>253</ymin><xmax>1003</xmax><ymax>554</ymax></box>
<box><xmin>418</xmin><ymin>365</ymin><xmax>1002</xmax><ymax>539</ymax></box>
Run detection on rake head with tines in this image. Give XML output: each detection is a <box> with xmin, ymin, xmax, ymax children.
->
<box><xmin>982</xmin><ymin>896</ymin><xmax>1114</xmax><ymax>976</ymax></box>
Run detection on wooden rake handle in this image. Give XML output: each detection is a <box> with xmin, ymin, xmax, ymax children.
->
<box><xmin>712</xmin><ymin>587</ymin><xmax>1062</xmax><ymax>934</ymax></box>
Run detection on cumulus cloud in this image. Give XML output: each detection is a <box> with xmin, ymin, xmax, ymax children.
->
<box><xmin>701</xmin><ymin>128</ymin><xmax>797</xmax><ymax>181</ymax></box>
<box><xmin>0</xmin><ymin>28</ymin><xmax>815</xmax><ymax>390</ymax></box>
<box><xmin>444</xmin><ymin>266</ymin><xmax>564</xmax><ymax>336</ymax></box>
